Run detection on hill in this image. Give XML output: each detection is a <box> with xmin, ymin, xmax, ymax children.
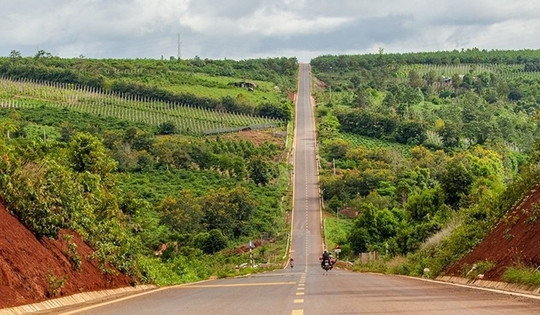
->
<box><xmin>0</xmin><ymin>200</ymin><xmax>131</xmax><ymax>308</ymax></box>
<box><xmin>445</xmin><ymin>184</ymin><xmax>540</xmax><ymax>281</ymax></box>
<box><xmin>0</xmin><ymin>56</ymin><xmax>295</xmax><ymax>310</ymax></box>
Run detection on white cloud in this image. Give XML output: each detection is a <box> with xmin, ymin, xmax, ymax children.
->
<box><xmin>1</xmin><ymin>0</ymin><xmax>540</xmax><ymax>60</ymax></box>
<box><xmin>239</xmin><ymin>8</ymin><xmax>351</xmax><ymax>36</ymax></box>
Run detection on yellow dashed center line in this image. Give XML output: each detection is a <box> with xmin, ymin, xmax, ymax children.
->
<box><xmin>292</xmin><ymin>273</ymin><xmax>306</xmax><ymax>314</ymax></box>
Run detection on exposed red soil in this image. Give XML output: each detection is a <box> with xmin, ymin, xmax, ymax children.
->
<box><xmin>445</xmin><ymin>185</ymin><xmax>540</xmax><ymax>280</ymax></box>
<box><xmin>0</xmin><ymin>202</ymin><xmax>132</xmax><ymax>309</ymax></box>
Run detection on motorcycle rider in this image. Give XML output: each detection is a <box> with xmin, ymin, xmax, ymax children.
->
<box><xmin>321</xmin><ymin>249</ymin><xmax>331</xmax><ymax>268</ymax></box>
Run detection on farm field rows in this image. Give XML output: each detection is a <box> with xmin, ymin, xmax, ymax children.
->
<box><xmin>0</xmin><ymin>77</ymin><xmax>283</xmax><ymax>135</ymax></box>
<box><xmin>397</xmin><ymin>63</ymin><xmax>540</xmax><ymax>80</ymax></box>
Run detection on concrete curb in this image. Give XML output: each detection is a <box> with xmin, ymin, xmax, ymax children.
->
<box><xmin>0</xmin><ymin>285</ymin><xmax>157</xmax><ymax>315</ymax></box>
<box><xmin>437</xmin><ymin>276</ymin><xmax>540</xmax><ymax>297</ymax></box>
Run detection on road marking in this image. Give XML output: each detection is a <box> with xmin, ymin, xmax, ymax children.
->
<box><xmin>182</xmin><ymin>282</ymin><xmax>296</xmax><ymax>288</ymax></box>
<box><xmin>59</xmin><ymin>289</ymin><xmax>163</xmax><ymax>314</ymax></box>
<box><xmin>294</xmin><ymin>299</ymin><xmax>304</xmax><ymax>304</ymax></box>
<box><xmin>292</xmin><ymin>309</ymin><xmax>304</xmax><ymax>315</ymax></box>
<box><xmin>296</xmin><ymin>292</ymin><xmax>304</xmax><ymax>296</ymax></box>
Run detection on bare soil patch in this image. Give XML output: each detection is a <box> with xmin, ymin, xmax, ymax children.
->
<box><xmin>445</xmin><ymin>185</ymin><xmax>540</xmax><ymax>280</ymax></box>
<box><xmin>0</xmin><ymin>202</ymin><xmax>132</xmax><ymax>309</ymax></box>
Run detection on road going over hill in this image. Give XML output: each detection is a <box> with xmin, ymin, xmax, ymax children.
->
<box><xmin>59</xmin><ymin>64</ymin><xmax>540</xmax><ymax>315</ymax></box>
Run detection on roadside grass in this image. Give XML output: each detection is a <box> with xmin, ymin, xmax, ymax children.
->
<box><xmin>503</xmin><ymin>267</ymin><xmax>540</xmax><ymax>286</ymax></box>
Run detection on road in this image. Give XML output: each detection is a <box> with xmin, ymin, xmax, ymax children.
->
<box><xmin>61</xmin><ymin>64</ymin><xmax>540</xmax><ymax>314</ymax></box>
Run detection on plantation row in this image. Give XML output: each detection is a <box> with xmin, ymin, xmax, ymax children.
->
<box><xmin>0</xmin><ymin>77</ymin><xmax>283</xmax><ymax>135</ymax></box>
<box><xmin>398</xmin><ymin>63</ymin><xmax>540</xmax><ymax>80</ymax></box>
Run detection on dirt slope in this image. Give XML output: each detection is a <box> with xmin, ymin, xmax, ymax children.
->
<box><xmin>446</xmin><ymin>185</ymin><xmax>540</xmax><ymax>280</ymax></box>
<box><xmin>0</xmin><ymin>201</ymin><xmax>131</xmax><ymax>309</ymax></box>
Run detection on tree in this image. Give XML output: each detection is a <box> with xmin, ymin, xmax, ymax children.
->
<box><xmin>9</xmin><ymin>50</ymin><xmax>22</xmax><ymax>59</ymax></box>
<box><xmin>350</xmin><ymin>75</ymin><xmax>361</xmax><ymax>89</ymax></box>
<box><xmin>440</xmin><ymin>160</ymin><xmax>473</xmax><ymax>209</ymax></box>
<box><xmin>324</xmin><ymin>139</ymin><xmax>350</xmax><ymax>160</ymax></box>
<box><xmin>353</xmin><ymin>87</ymin><xmax>374</xmax><ymax>108</ymax></box>
<box><xmin>159</xmin><ymin>190</ymin><xmax>203</xmax><ymax>234</ymax></box>
<box><xmin>423</xmin><ymin>70</ymin><xmax>438</xmax><ymax>86</ymax></box>
<box><xmin>69</xmin><ymin>133</ymin><xmax>117</xmax><ymax>178</ymax></box>
<box><xmin>451</xmin><ymin>74</ymin><xmax>463</xmax><ymax>89</ymax></box>
<box><xmin>404</xmin><ymin>187</ymin><xmax>445</xmax><ymax>222</ymax></box>
<box><xmin>193</xmin><ymin>229</ymin><xmax>228</xmax><ymax>254</ymax></box>
<box><xmin>248</xmin><ymin>156</ymin><xmax>273</xmax><ymax>186</ymax></box>
<box><xmin>34</xmin><ymin>49</ymin><xmax>52</xmax><ymax>59</ymax></box>
<box><xmin>257</xmin><ymin>102</ymin><xmax>291</xmax><ymax>120</ymax></box>
<box><xmin>203</xmin><ymin>187</ymin><xmax>256</xmax><ymax>238</ymax></box>
<box><xmin>508</xmin><ymin>87</ymin><xmax>523</xmax><ymax>101</ymax></box>
<box><xmin>0</xmin><ymin>118</ymin><xmax>18</xmax><ymax>140</ymax></box>
<box><xmin>439</xmin><ymin>123</ymin><xmax>461</xmax><ymax>150</ymax></box>
<box><xmin>348</xmin><ymin>203</ymin><xmax>400</xmax><ymax>253</ymax></box>
<box><xmin>408</xmin><ymin>70</ymin><xmax>423</xmax><ymax>89</ymax></box>
<box><xmin>158</xmin><ymin>121</ymin><xmax>177</xmax><ymax>135</ymax></box>
<box><xmin>394</xmin><ymin>120</ymin><xmax>427</xmax><ymax>145</ymax></box>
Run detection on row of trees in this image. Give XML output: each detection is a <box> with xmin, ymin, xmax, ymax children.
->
<box><xmin>312</xmin><ymin>48</ymin><xmax>540</xmax><ymax>72</ymax></box>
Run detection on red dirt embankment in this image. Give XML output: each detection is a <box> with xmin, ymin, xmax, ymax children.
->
<box><xmin>0</xmin><ymin>202</ymin><xmax>131</xmax><ymax>309</ymax></box>
<box><xmin>446</xmin><ymin>185</ymin><xmax>540</xmax><ymax>280</ymax></box>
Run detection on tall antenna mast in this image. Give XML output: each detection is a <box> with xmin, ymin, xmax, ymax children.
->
<box><xmin>177</xmin><ymin>32</ymin><xmax>181</xmax><ymax>60</ymax></box>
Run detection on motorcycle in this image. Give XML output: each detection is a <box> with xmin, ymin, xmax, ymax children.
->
<box><xmin>322</xmin><ymin>259</ymin><xmax>333</xmax><ymax>272</ymax></box>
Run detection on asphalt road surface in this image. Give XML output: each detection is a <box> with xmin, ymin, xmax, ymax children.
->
<box><xmin>60</xmin><ymin>64</ymin><xmax>540</xmax><ymax>315</ymax></box>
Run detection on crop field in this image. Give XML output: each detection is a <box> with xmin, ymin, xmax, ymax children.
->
<box><xmin>0</xmin><ymin>77</ymin><xmax>284</xmax><ymax>135</ymax></box>
<box><xmin>398</xmin><ymin>63</ymin><xmax>540</xmax><ymax>81</ymax></box>
<box><xmin>119</xmin><ymin>71</ymin><xmax>283</xmax><ymax>104</ymax></box>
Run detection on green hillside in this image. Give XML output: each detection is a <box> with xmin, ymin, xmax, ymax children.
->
<box><xmin>0</xmin><ymin>77</ymin><xmax>283</xmax><ymax>135</ymax></box>
<box><xmin>0</xmin><ymin>56</ymin><xmax>297</xmax><ymax>286</ymax></box>
<box><xmin>312</xmin><ymin>49</ymin><xmax>540</xmax><ymax>278</ymax></box>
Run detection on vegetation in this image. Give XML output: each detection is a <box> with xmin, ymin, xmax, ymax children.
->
<box><xmin>503</xmin><ymin>267</ymin><xmax>540</xmax><ymax>286</ymax></box>
<box><xmin>0</xmin><ymin>55</ymin><xmax>297</xmax><ymax>285</ymax></box>
<box><xmin>0</xmin><ymin>77</ymin><xmax>285</xmax><ymax>135</ymax></box>
<box><xmin>1</xmin><ymin>53</ymin><xmax>297</xmax><ymax>120</ymax></box>
<box><xmin>312</xmin><ymin>49</ymin><xmax>540</xmax><ymax>278</ymax></box>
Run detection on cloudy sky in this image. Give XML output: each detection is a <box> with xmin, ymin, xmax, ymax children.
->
<box><xmin>1</xmin><ymin>0</ymin><xmax>539</xmax><ymax>62</ymax></box>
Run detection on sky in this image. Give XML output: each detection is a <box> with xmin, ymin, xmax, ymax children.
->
<box><xmin>1</xmin><ymin>0</ymin><xmax>540</xmax><ymax>62</ymax></box>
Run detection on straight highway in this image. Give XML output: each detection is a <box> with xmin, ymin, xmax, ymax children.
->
<box><xmin>59</xmin><ymin>64</ymin><xmax>540</xmax><ymax>315</ymax></box>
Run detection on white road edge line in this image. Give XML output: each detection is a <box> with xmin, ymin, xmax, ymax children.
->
<box><xmin>398</xmin><ymin>275</ymin><xmax>540</xmax><ymax>300</ymax></box>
